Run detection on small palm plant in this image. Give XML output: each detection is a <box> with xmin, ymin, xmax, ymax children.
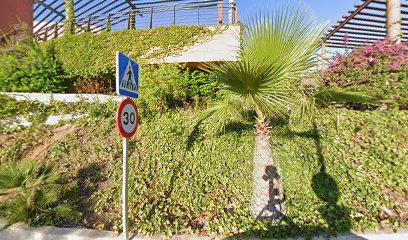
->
<box><xmin>197</xmin><ymin>4</ymin><xmax>377</xmax><ymax>221</ymax></box>
<box><xmin>0</xmin><ymin>160</ymin><xmax>73</xmax><ymax>228</ymax></box>
<box><xmin>197</xmin><ymin>5</ymin><xmax>327</xmax><ymax>220</ymax></box>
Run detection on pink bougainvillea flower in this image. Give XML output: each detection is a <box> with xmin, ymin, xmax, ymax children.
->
<box><xmin>389</xmin><ymin>62</ymin><xmax>400</xmax><ymax>70</ymax></box>
<box><xmin>343</xmin><ymin>34</ymin><xmax>349</xmax><ymax>46</ymax></box>
<box><xmin>369</xmin><ymin>58</ymin><xmax>379</xmax><ymax>66</ymax></box>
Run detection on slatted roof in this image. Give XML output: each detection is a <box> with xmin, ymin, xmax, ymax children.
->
<box><xmin>33</xmin><ymin>0</ymin><xmax>226</xmax><ymax>38</ymax></box>
<box><xmin>323</xmin><ymin>0</ymin><xmax>408</xmax><ymax>48</ymax></box>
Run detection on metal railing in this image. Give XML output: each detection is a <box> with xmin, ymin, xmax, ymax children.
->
<box><xmin>36</xmin><ymin>0</ymin><xmax>238</xmax><ymax>41</ymax></box>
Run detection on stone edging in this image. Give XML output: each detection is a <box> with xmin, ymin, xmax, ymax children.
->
<box><xmin>1</xmin><ymin>92</ymin><xmax>125</xmax><ymax>103</ymax></box>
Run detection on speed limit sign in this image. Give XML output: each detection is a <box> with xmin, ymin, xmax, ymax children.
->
<box><xmin>116</xmin><ymin>98</ymin><xmax>138</xmax><ymax>138</ymax></box>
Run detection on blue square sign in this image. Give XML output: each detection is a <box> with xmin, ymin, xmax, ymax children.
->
<box><xmin>116</xmin><ymin>52</ymin><xmax>139</xmax><ymax>99</ymax></box>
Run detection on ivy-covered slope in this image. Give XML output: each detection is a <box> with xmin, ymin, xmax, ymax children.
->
<box><xmin>43</xmin><ymin>26</ymin><xmax>211</xmax><ymax>79</ymax></box>
<box><xmin>0</xmin><ymin>97</ymin><xmax>406</xmax><ymax>238</ymax></box>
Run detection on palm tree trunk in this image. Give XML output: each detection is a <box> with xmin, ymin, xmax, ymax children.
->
<box><xmin>250</xmin><ymin>118</ymin><xmax>284</xmax><ymax>222</ymax></box>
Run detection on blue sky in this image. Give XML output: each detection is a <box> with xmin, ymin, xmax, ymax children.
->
<box><xmin>235</xmin><ymin>0</ymin><xmax>358</xmax><ymax>28</ymax></box>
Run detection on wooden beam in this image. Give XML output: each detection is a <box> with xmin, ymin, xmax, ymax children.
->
<box><xmin>370</xmin><ymin>0</ymin><xmax>408</xmax><ymax>8</ymax></box>
<box><xmin>351</xmin><ymin>16</ymin><xmax>387</xmax><ymax>24</ymax></box>
<box><xmin>336</xmin><ymin>29</ymin><xmax>386</xmax><ymax>38</ymax></box>
<box><xmin>322</xmin><ymin>0</ymin><xmax>375</xmax><ymax>43</ymax></box>
<box><xmin>331</xmin><ymin>34</ymin><xmax>381</xmax><ymax>42</ymax></box>
<box><xmin>341</xmin><ymin>25</ymin><xmax>386</xmax><ymax>33</ymax></box>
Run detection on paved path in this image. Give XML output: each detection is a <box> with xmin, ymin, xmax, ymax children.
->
<box><xmin>1</xmin><ymin>220</ymin><xmax>407</xmax><ymax>240</ymax></box>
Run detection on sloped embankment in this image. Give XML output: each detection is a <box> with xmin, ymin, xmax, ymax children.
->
<box><xmin>0</xmin><ymin>96</ymin><xmax>406</xmax><ymax>238</ymax></box>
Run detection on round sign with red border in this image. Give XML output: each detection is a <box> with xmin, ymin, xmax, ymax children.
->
<box><xmin>116</xmin><ymin>98</ymin><xmax>138</xmax><ymax>138</ymax></box>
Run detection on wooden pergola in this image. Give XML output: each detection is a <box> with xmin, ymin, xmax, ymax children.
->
<box><xmin>322</xmin><ymin>0</ymin><xmax>407</xmax><ymax>49</ymax></box>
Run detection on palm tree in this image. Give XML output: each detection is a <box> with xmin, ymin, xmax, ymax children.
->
<box><xmin>0</xmin><ymin>160</ymin><xmax>72</xmax><ymax>228</ymax></box>
<box><xmin>196</xmin><ymin>5</ymin><xmax>327</xmax><ymax>221</ymax></box>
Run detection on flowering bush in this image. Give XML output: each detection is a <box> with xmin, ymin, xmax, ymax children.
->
<box><xmin>323</xmin><ymin>40</ymin><xmax>407</xmax><ymax>107</ymax></box>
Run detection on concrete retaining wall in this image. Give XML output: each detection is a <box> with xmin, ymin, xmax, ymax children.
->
<box><xmin>1</xmin><ymin>92</ymin><xmax>125</xmax><ymax>103</ymax></box>
<box><xmin>0</xmin><ymin>92</ymin><xmax>125</xmax><ymax>103</ymax></box>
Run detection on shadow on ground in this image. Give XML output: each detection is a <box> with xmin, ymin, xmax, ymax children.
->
<box><xmin>63</xmin><ymin>163</ymin><xmax>105</xmax><ymax>227</ymax></box>
<box><xmin>225</xmin><ymin>126</ymin><xmax>364</xmax><ymax>239</ymax></box>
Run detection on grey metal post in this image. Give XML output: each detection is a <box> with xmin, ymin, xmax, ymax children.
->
<box><xmin>54</xmin><ymin>23</ymin><xmax>58</xmax><ymax>39</ymax></box>
<box><xmin>122</xmin><ymin>138</ymin><xmax>129</xmax><ymax>240</ymax></box>
<box><xmin>106</xmin><ymin>13</ymin><xmax>111</xmax><ymax>32</ymax></box>
<box><xmin>386</xmin><ymin>0</ymin><xmax>402</xmax><ymax>43</ymax></box>
<box><xmin>87</xmin><ymin>15</ymin><xmax>91</xmax><ymax>32</ymax></box>
<box><xmin>150</xmin><ymin>7</ymin><xmax>153</xmax><ymax>29</ymax></box>
<box><xmin>44</xmin><ymin>27</ymin><xmax>48</xmax><ymax>41</ymax></box>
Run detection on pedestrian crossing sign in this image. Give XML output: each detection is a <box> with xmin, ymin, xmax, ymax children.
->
<box><xmin>116</xmin><ymin>52</ymin><xmax>139</xmax><ymax>99</ymax></box>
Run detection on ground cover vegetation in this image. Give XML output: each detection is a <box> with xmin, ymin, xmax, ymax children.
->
<box><xmin>0</xmin><ymin>95</ymin><xmax>406</xmax><ymax>238</ymax></box>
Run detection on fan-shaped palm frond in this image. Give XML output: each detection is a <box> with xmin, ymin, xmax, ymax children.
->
<box><xmin>0</xmin><ymin>160</ymin><xmax>72</xmax><ymax>228</ymax></box>
<box><xmin>200</xmin><ymin>5</ymin><xmax>326</xmax><ymax>125</ymax></box>
<box><xmin>289</xmin><ymin>87</ymin><xmax>381</xmax><ymax>130</ymax></box>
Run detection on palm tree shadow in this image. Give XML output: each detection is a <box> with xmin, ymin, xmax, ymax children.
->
<box><xmin>255</xmin><ymin>165</ymin><xmax>285</xmax><ymax>223</ymax></box>
<box><xmin>226</xmin><ymin>126</ymin><xmax>363</xmax><ymax>239</ymax></box>
<box><xmin>311</xmin><ymin>127</ymin><xmax>352</xmax><ymax>234</ymax></box>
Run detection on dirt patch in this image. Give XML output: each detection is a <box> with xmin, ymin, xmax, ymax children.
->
<box><xmin>382</xmin><ymin>188</ymin><xmax>408</xmax><ymax>225</ymax></box>
<box><xmin>25</xmin><ymin>124</ymin><xmax>76</xmax><ymax>160</ymax></box>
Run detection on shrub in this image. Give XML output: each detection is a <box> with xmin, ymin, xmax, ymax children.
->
<box><xmin>0</xmin><ymin>34</ymin><xmax>67</xmax><ymax>93</ymax></box>
<box><xmin>0</xmin><ymin>160</ymin><xmax>75</xmax><ymax>228</ymax></box>
<box><xmin>323</xmin><ymin>40</ymin><xmax>407</xmax><ymax>107</ymax></box>
<box><xmin>139</xmin><ymin>64</ymin><xmax>219</xmax><ymax>117</ymax></box>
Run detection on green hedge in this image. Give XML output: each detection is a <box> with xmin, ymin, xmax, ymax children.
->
<box><xmin>0</xmin><ymin>37</ymin><xmax>66</xmax><ymax>93</ymax></box>
<box><xmin>44</xmin><ymin>26</ymin><xmax>211</xmax><ymax>79</ymax></box>
<box><xmin>0</xmin><ymin>99</ymin><xmax>406</xmax><ymax>237</ymax></box>
<box><xmin>139</xmin><ymin>65</ymin><xmax>219</xmax><ymax>116</ymax></box>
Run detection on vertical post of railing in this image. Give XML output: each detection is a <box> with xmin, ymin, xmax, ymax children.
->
<box><xmin>150</xmin><ymin>7</ymin><xmax>154</xmax><ymax>29</ymax></box>
<box><xmin>127</xmin><ymin>11</ymin><xmax>131</xmax><ymax>30</ymax></box>
<box><xmin>234</xmin><ymin>6</ymin><xmax>238</xmax><ymax>24</ymax></box>
<box><xmin>106</xmin><ymin>13</ymin><xmax>111</xmax><ymax>32</ymax></box>
<box><xmin>320</xmin><ymin>42</ymin><xmax>326</xmax><ymax>74</ymax></box>
<box><xmin>217</xmin><ymin>0</ymin><xmax>223</xmax><ymax>25</ymax></box>
<box><xmin>173</xmin><ymin>5</ymin><xmax>176</xmax><ymax>25</ymax></box>
<box><xmin>54</xmin><ymin>22</ymin><xmax>58</xmax><ymax>39</ymax></box>
<box><xmin>229</xmin><ymin>0</ymin><xmax>235</xmax><ymax>24</ymax></box>
<box><xmin>87</xmin><ymin>15</ymin><xmax>92</xmax><ymax>32</ymax></box>
<box><xmin>129</xmin><ymin>10</ymin><xmax>136</xmax><ymax>30</ymax></box>
<box><xmin>134</xmin><ymin>11</ymin><xmax>137</xmax><ymax>29</ymax></box>
<box><xmin>198</xmin><ymin>4</ymin><xmax>200</xmax><ymax>25</ymax></box>
<box><xmin>44</xmin><ymin>27</ymin><xmax>48</xmax><ymax>41</ymax></box>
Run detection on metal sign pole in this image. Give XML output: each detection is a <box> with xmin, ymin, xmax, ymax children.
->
<box><xmin>122</xmin><ymin>137</ymin><xmax>129</xmax><ymax>240</ymax></box>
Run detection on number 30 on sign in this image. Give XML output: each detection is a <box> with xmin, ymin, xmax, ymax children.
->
<box><xmin>116</xmin><ymin>98</ymin><xmax>138</xmax><ymax>138</ymax></box>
